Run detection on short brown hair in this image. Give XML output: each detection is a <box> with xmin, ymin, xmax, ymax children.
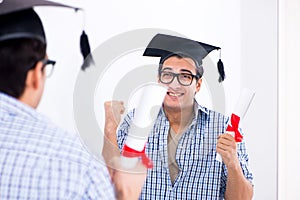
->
<box><xmin>0</xmin><ymin>38</ymin><xmax>46</xmax><ymax>98</ymax></box>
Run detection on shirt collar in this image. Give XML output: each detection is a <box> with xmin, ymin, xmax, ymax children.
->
<box><xmin>187</xmin><ymin>100</ymin><xmax>208</xmax><ymax>127</ymax></box>
<box><xmin>158</xmin><ymin>100</ymin><xmax>209</xmax><ymax>126</ymax></box>
<box><xmin>194</xmin><ymin>100</ymin><xmax>209</xmax><ymax>115</ymax></box>
<box><xmin>0</xmin><ymin>92</ymin><xmax>45</xmax><ymax>121</ymax></box>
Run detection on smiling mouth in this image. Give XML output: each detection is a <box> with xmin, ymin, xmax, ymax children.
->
<box><xmin>167</xmin><ymin>91</ymin><xmax>184</xmax><ymax>97</ymax></box>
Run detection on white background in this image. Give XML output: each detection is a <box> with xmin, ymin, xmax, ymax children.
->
<box><xmin>278</xmin><ymin>0</ymin><xmax>300</xmax><ymax>199</ymax></box>
<box><xmin>34</xmin><ymin>0</ymin><xmax>289</xmax><ymax>199</ymax></box>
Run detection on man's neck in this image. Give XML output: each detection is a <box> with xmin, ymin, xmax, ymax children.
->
<box><xmin>164</xmin><ymin>104</ymin><xmax>194</xmax><ymax>133</ymax></box>
<box><xmin>18</xmin><ymin>90</ymin><xmax>40</xmax><ymax>109</ymax></box>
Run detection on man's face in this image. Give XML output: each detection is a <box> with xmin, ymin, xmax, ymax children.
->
<box><xmin>158</xmin><ymin>56</ymin><xmax>202</xmax><ymax>111</ymax></box>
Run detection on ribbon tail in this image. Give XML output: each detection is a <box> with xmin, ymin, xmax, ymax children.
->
<box><xmin>141</xmin><ymin>154</ymin><xmax>153</xmax><ymax>169</ymax></box>
<box><xmin>122</xmin><ymin>144</ymin><xmax>153</xmax><ymax>169</ymax></box>
<box><xmin>226</xmin><ymin>114</ymin><xmax>243</xmax><ymax>142</ymax></box>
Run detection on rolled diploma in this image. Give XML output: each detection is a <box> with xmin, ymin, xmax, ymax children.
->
<box><xmin>121</xmin><ymin>83</ymin><xmax>167</xmax><ymax>169</ymax></box>
<box><xmin>216</xmin><ymin>88</ymin><xmax>255</xmax><ymax>162</ymax></box>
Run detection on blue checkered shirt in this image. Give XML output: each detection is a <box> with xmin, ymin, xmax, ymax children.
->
<box><xmin>0</xmin><ymin>93</ymin><xmax>115</xmax><ymax>199</ymax></box>
<box><xmin>117</xmin><ymin>102</ymin><xmax>253</xmax><ymax>200</ymax></box>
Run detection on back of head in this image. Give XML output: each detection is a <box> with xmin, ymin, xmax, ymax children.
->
<box><xmin>0</xmin><ymin>4</ymin><xmax>47</xmax><ymax>99</ymax></box>
<box><xmin>0</xmin><ymin>38</ymin><xmax>46</xmax><ymax>98</ymax></box>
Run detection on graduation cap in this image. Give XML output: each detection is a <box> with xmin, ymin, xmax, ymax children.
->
<box><xmin>0</xmin><ymin>0</ymin><xmax>93</xmax><ymax>70</ymax></box>
<box><xmin>143</xmin><ymin>33</ymin><xmax>225</xmax><ymax>82</ymax></box>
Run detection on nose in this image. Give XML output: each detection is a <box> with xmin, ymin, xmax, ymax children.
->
<box><xmin>168</xmin><ymin>75</ymin><xmax>181</xmax><ymax>87</ymax></box>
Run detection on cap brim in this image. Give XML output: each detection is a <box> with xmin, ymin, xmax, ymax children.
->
<box><xmin>0</xmin><ymin>0</ymin><xmax>80</xmax><ymax>15</ymax></box>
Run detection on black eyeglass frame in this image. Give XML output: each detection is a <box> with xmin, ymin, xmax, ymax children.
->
<box><xmin>159</xmin><ymin>70</ymin><xmax>200</xmax><ymax>86</ymax></box>
<box><xmin>41</xmin><ymin>59</ymin><xmax>56</xmax><ymax>77</ymax></box>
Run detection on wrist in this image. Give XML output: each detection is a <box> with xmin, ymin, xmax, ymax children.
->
<box><xmin>225</xmin><ymin>157</ymin><xmax>240</xmax><ymax>170</ymax></box>
<box><xmin>104</xmin><ymin>123</ymin><xmax>118</xmax><ymax>134</ymax></box>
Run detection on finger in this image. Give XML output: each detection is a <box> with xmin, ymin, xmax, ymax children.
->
<box><xmin>217</xmin><ymin>138</ymin><xmax>234</xmax><ymax>147</ymax></box>
<box><xmin>218</xmin><ymin>138</ymin><xmax>236</xmax><ymax>148</ymax></box>
<box><xmin>104</xmin><ymin>101</ymin><xmax>112</xmax><ymax>109</ymax></box>
<box><xmin>104</xmin><ymin>101</ymin><xmax>125</xmax><ymax>114</ymax></box>
<box><xmin>104</xmin><ymin>100</ymin><xmax>122</xmax><ymax>107</ymax></box>
<box><xmin>112</xmin><ymin>100</ymin><xmax>124</xmax><ymax>105</ymax></box>
<box><xmin>120</xmin><ymin>106</ymin><xmax>125</xmax><ymax>114</ymax></box>
<box><xmin>218</xmin><ymin>132</ymin><xmax>235</xmax><ymax>139</ymax></box>
<box><xmin>112</xmin><ymin>101</ymin><xmax>125</xmax><ymax>111</ymax></box>
<box><xmin>217</xmin><ymin>140</ymin><xmax>237</xmax><ymax>155</ymax></box>
<box><xmin>217</xmin><ymin>142</ymin><xmax>230</xmax><ymax>151</ymax></box>
<box><xmin>217</xmin><ymin>141</ymin><xmax>237</xmax><ymax>149</ymax></box>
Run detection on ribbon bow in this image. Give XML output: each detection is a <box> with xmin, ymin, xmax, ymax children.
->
<box><xmin>122</xmin><ymin>144</ymin><xmax>153</xmax><ymax>169</ymax></box>
<box><xmin>226</xmin><ymin>113</ymin><xmax>243</xmax><ymax>142</ymax></box>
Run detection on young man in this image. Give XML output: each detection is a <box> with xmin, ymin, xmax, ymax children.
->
<box><xmin>106</xmin><ymin>34</ymin><xmax>254</xmax><ymax>199</ymax></box>
<box><xmin>0</xmin><ymin>1</ymin><xmax>145</xmax><ymax>199</ymax></box>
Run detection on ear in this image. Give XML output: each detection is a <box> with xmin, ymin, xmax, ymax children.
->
<box><xmin>25</xmin><ymin>61</ymin><xmax>44</xmax><ymax>90</ymax></box>
<box><xmin>195</xmin><ymin>78</ymin><xmax>202</xmax><ymax>93</ymax></box>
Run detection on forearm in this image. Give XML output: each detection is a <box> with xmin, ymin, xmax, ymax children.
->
<box><xmin>102</xmin><ymin>124</ymin><xmax>120</xmax><ymax>163</ymax></box>
<box><xmin>225</xmin><ymin>163</ymin><xmax>253</xmax><ymax>200</ymax></box>
<box><xmin>217</xmin><ymin>133</ymin><xmax>253</xmax><ymax>199</ymax></box>
<box><xmin>112</xmin><ymin>161</ymin><xmax>147</xmax><ymax>200</ymax></box>
<box><xmin>102</xmin><ymin>100</ymin><xmax>125</xmax><ymax>163</ymax></box>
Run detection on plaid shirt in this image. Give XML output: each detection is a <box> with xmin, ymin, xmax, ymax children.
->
<box><xmin>117</xmin><ymin>102</ymin><xmax>253</xmax><ymax>200</ymax></box>
<box><xmin>0</xmin><ymin>92</ymin><xmax>115</xmax><ymax>200</ymax></box>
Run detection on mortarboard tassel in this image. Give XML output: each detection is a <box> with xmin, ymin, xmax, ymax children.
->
<box><xmin>217</xmin><ymin>59</ymin><xmax>225</xmax><ymax>82</ymax></box>
<box><xmin>80</xmin><ymin>30</ymin><xmax>94</xmax><ymax>70</ymax></box>
<box><xmin>217</xmin><ymin>49</ymin><xmax>225</xmax><ymax>82</ymax></box>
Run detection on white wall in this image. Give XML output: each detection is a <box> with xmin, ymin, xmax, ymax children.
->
<box><xmin>36</xmin><ymin>0</ymin><xmax>278</xmax><ymax>199</ymax></box>
<box><xmin>278</xmin><ymin>0</ymin><xmax>300</xmax><ymax>199</ymax></box>
<box><xmin>240</xmin><ymin>1</ymin><xmax>278</xmax><ymax>199</ymax></box>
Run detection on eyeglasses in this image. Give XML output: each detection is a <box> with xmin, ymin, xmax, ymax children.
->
<box><xmin>41</xmin><ymin>59</ymin><xmax>56</xmax><ymax>77</ymax></box>
<box><xmin>159</xmin><ymin>71</ymin><xmax>199</xmax><ymax>86</ymax></box>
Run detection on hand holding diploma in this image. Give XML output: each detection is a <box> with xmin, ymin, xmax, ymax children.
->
<box><xmin>216</xmin><ymin>88</ymin><xmax>255</xmax><ymax>163</ymax></box>
<box><xmin>102</xmin><ymin>83</ymin><xmax>167</xmax><ymax>170</ymax></box>
<box><xmin>103</xmin><ymin>101</ymin><xmax>147</xmax><ymax>200</ymax></box>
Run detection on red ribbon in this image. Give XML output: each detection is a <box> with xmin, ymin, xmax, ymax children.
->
<box><xmin>226</xmin><ymin>113</ymin><xmax>243</xmax><ymax>142</ymax></box>
<box><xmin>122</xmin><ymin>144</ymin><xmax>153</xmax><ymax>169</ymax></box>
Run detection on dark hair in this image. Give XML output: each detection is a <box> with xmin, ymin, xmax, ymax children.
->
<box><xmin>0</xmin><ymin>38</ymin><xmax>46</xmax><ymax>98</ymax></box>
<box><xmin>158</xmin><ymin>54</ymin><xmax>203</xmax><ymax>79</ymax></box>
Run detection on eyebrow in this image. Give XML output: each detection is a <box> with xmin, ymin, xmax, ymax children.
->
<box><xmin>162</xmin><ymin>67</ymin><xmax>194</xmax><ymax>75</ymax></box>
<box><xmin>180</xmin><ymin>69</ymin><xmax>193</xmax><ymax>74</ymax></box>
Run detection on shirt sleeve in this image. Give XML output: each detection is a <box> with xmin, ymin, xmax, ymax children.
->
<box><xmin>237</xmin><ymin>139</ymin><xmax>254</xmax><ymax>184</ymax></box>
<box><xmin>220</xmin><ymin>134</ymin><xmax>254</xmax><ymax>195</ymax></box>
<box><xmin>117</xmin><ymin>109</ymin><xmax>135</xmax><ymax>151</ymax></box>
<box><xmin>80</xmin><ymin>159</ymin><xmax>116</xmax><ymax>200</ymax></box>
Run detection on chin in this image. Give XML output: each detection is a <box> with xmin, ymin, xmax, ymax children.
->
<box><xmin>163</xmin><ymin>101</ymin><xmax>182</xmax><ymax>111</ymax></box>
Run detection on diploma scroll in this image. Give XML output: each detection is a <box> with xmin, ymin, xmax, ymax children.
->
<box><xmin>216</xmin><ymin>88</ymin><xmax>255</xmax><ymax>162</ymax></box>
<box><xmin>121</xmin><ymin>83</ymin><xmax>167</xmax><ymax>169</ymax></box>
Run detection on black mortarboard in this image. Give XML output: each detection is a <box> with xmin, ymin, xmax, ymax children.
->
<box><xmin>0</xmin><ymin>0</ymin><xmax>93</xmax><ymax>70</ymax></box>
<box><xmin>143</xmin><ymin>34</ymin><xmax>225</xmax><ymax>82</ymax></box>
